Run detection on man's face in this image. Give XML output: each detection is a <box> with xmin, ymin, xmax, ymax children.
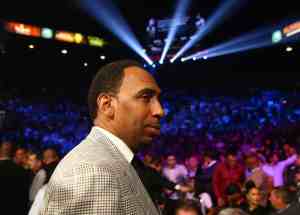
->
<box><xmin>246</xmin><ymin>156</ymin><xmax>258</xmax><ymax>169</ymax></box>
<box><xmin>167</xmin><ymin>155</ymin><xmax>177</xmax><ymax>168</ymax></box>
<box><xmin>43</xmin><ymin>149</ymin><xmax>59</xmax><ymax>165</ymax></box>
<box><xmin>14</xmin><ymin>149</ymin><xmax>27</xmax><ymax>165</ymax></box>
<box><xmin>28</xmin><ymin>154</ymin><xmax>42</xmax><ymax>172</ymax></box>
<box><xmin>269</xmin><ymin>191</ymin><xmax>281</xmax><ymax>209</ymax></box>
<box><xmin>112</xmin><ymin>66</ymin><xmax>164</xmax><ymax>150</ymax></box>
<box><xmin>227</xmin><ymin>154</ymin><xmax>237</xmax><ymax>167</ymax></box>
<box><xmin>0</xmin><ymin>142</ymin><xmax>13</xmax><ymax>156</ymax></box>
<box><xmin>271</xmin><ymin>154</ymin><xmax>279</xmax><ymax>164</ymax></box>
<box><xmin>188</xmin><ymin>156</ymin><xmax>199</xmax><ymax>169</ymax></box>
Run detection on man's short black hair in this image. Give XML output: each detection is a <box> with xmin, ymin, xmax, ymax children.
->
<box><xmin>175</xmin><ymin>199</ymin><xmax>202</xmax><ymax>215</ymax></box>
<box><xmin>87</xmin><ymin>59</ymin><xmax>143</xmax><ymax>120</ymax></box>
<box><xmin>225</xmin><ymin>147</ymin><xmax>238</xmax><ymax>157</ymax></box>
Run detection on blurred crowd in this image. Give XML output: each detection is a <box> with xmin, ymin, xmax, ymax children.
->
<box><xmin>1</xmin><ymin>90</ymin><xmax>300</xmax><ymax>214</ymax></box>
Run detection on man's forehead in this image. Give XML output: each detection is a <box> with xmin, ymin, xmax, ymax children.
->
<box><xmin>122</xmin><ymin>66</ymin><xmax>161</xmax><ymax>92</ymax></box>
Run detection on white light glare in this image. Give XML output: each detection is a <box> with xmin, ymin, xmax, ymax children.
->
<box><xmin>61</xmin><ymin>49</ymin><xmax>68</xmax><ymax>54</ymax></box>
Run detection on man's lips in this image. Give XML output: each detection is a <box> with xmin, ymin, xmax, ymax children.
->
<box><xmin>145</xmin><ymin>125</ymin><xmax>161</xmax><ymax>135</ymax></box>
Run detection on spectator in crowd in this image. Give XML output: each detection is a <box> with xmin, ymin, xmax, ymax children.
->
<box><xmin>269</xmin><ymin>187</ymin><xmax>300</xmax><ymax>215</ymax></box>
<box><xmin>195</xmin><ymin>150</ymin><xmax>218</xmax><ymax>204</ymax></box>
<box><xmin>163</xmin><ymin>153</ymin><xmax>188</xmax><ymax>200</ymax></box>
<box><xmin>186</xmin><ymin>155</ymin><xmax>199</xmax><ymax>178</ymax></box>
<box><xmin>285</xmin><ymin>151</ymin><xmax>300</xmax><ymax>188</ymax></box>
<box><xmin>0</xmin><ymin>140</ymin><xmax>31</xmax><ymax>215</ymax></box>
<box><xmin>28</xmin><ymin>161</ymin><xmax>58</xmax><ymax>215</ymax></box>
<box><xmin>241</xmin><ymin>180</ymin><xmax>268</xmax><ymax>215</ymax></box>
<box><xmin>263</xmin><ymin>151</ymin><xmax>297</xmax><ymax>187</ymax></box>
<box><xmin>244</xmin><ymin>153</ymin><xmax>272</xmax><ymax>205</ymax></box>
<box><xmin>213</xmin><ymin>149</ymin><xmax>244</xmax><ymax>207</ymax></box>
<box><xmin>42</xmin><ymin>147</ymin><xmax>59</xmax><ymax>165</ymax></box>
<box><xmin>0</xmin><ymin>140</ymin><xmax>13</xmax><ymax>160</ymax></box>
<box><xmin>14</xmin><ymin>147</ymin><xmax>28</xmax><ymax>168</ymax></box>
<box><xmin>28</xmin><ymin>152</ymin><xmax>47</xmax><ymax>204</ymax></box>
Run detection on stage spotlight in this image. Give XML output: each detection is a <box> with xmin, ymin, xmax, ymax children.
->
<box><xmin>80</xmin><ymin>0</ymin><xmax>153</xmax><ymax>65</ymax></box>
<box><xmin>159</xmin><ymin>0</ymin><xmax>191</xmax><ymax>64</ymax></box>
<box><xmin>170</xmin><ymin>0</ymin><xmax>242</xmax><ymax>62</ymax></box>
<box><xmin>286</xmin><ymin>46</ymin><xmax>293</xmax><ymax>52</ymax></box>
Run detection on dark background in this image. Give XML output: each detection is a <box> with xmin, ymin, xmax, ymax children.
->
<box><xmin>0</xmin><ymin>0</ymin><xmax>300</xmax><ymax>101</ymax></box>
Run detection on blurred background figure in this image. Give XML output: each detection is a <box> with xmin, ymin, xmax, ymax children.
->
<box><xmin>0</xmin><ymin>140</ymin><xmax>31</xmax><ymax>215</ymax></box>
<box><xmin>28</xmin><ymin>152</ymin><xmax>46</xmax><ymax>204</ymax></box>
<box><xmin>269</xmin><ymin>186</ymin><xmax>300</xmax><ymax>215</ymax></box>
<box><xmin>42</xmin><ymin>147</ymin><xmax>59</xmax><ymax>166</ymax></box>
<box><xmin>28</xmin><ymin>161</ymin><xmax>58</xmax><ymax>215</ymax></box>
<box><xmin>241</xmin><ymin>180</ymin><xmax>268</xmax><ymax>215</ymax></box>
<box><xmin>14</xmin><ymin>146</ymin><xmax>28</xmax><ymax>169</ymax></box>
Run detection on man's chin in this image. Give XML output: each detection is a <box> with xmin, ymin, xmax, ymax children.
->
<box><xmin>141</xmin><ymin>136</ymin><xmax>154</xmax><ymax>145</ymax></box>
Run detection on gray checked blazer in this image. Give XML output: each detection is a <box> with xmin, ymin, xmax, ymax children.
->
<box><xmin>41</xmin><ymin>127</ymin><xmax>160</xmax><ymax>215</ymax></box>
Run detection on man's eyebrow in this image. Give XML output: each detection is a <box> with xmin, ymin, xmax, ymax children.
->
<box><xmin>135</xmin><ymin>88</ymin><xmax>161</xmax><ymax>97</ymax></box>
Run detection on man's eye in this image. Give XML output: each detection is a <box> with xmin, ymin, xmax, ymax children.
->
<box><xmin>141</xmin><ymin>95</ymin><xmax>151</xmax><ymax>101</ymax></box>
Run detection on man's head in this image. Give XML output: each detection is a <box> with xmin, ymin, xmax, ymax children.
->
<box><xmin>203</xmin><ymin>150</ymin><xmax>214</xmax><ymax>163</ymax></box>
<box><xmin>245</xmin><ymin>153</ymin><xmax>260</xmax><ymax>169</ymax></box>
<box><xmin>88</xmin><ymin>60</ymin><xmax>164</xmax><ymax>151</ymax></box>
<box><xmin>166</xmin><ymin>154</ymin><xmax>177</xmax><ymax>169</ymax></box>
<box><xmin>269</xmin><ymin>187</ymin><xmax>293</xmax><ymax>210</ymax></box>
<box><xmin>267</xmin><ymin>152</ymin><xmax>279</xmax><ymax>165</ymax></box>
<box><xmin>175</xmin><ymin>200</ymin><xmax>201</xmax><ymax>215</ymax></box>
<box><xmin>0</xmin><ymin>140</ymin><xmax>13</xmax><ymax>158</ymax></box>
<box><xmin>27</xmin><ymin>152</ymin><xmax>43</xmax><ymax>173</ymax></box>
<box><xmin>187</xmin><ymin>155</ymin><xmax>199</xmax><ymax>170</ymax></box>
<box><xmin>225</xmin><ymin>149</ymin><xmax>238</xmax><ymax>168</ymax></box>
<box><xmin>43</xmin><ymin>148</ymin><xmax>59</xmax><ymax>165</ymax></box>
<box><xmin>14</xmin><ymin>147</ymin><xmax>28</xmax><ymax>166</ymax></box>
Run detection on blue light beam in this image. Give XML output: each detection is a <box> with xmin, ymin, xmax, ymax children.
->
<box><xmin>159</xmin><ymin>0</ymin><xmax>191</xmax><ymax>64</ymax></box>
<box><xmin>182</xmin><ymin>26</ymin><xmax>275</xmax><ymax>61</ymax></box>
<box><xmin>200</xmin><ymin>37</ymin><xmax>272</xmax><ymax>60</ymax></box>
<box><xmin>79</xmin><ymin>0</ymin><xmax>153</xmax><ymax>65</ymax></box>
<box><xmin>190</xmin><ymin>19</ymin><xmax>300</xmax><ymax>61</ymax></box>
<box><xmin>171</xmin><ymin>0</ymin><xmax>242</xmax><ymax>63</ymax></box>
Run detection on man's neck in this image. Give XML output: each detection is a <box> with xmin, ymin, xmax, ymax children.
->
<box><xmin>95</xmin><ymin>122</ymin><xmax>136</xmax><ymax>151</ymax></box>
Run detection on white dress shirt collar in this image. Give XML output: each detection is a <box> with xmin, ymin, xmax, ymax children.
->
<box><xmin>93</xmin><ymin>126</ymin><xmax>134</xmax><ymax>163</ymax></box>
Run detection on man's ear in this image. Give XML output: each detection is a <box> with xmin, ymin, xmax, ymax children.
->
<box><xmin>96</xmin><ymin>94</ymin><xmax>115</xmax><ymax>118</ymax></box>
